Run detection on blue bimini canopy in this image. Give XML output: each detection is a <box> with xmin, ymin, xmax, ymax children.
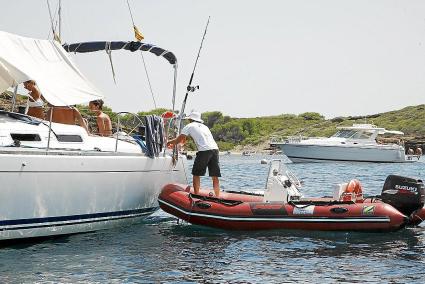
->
<box><xmin>63</xmin><ymin>41</ymin><xmax>177</xmax><ymax>65</ymax></box>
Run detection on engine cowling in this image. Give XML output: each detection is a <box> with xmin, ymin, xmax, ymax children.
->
<box><xmin>381</xmin><ymin>175</ymin><xmax>425</xmax><ymax>216</ymax></box>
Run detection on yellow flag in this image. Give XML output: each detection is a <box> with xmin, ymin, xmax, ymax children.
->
<box><xmin>133</xmin><ymin>25</ymin><xmax>144</xmax><ymax>41</ymax></box>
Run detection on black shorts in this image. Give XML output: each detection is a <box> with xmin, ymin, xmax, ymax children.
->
<box><xmin>192</xmin><ymin>149</ymin><xmax>221</xmax><ymax>177</ymax></box>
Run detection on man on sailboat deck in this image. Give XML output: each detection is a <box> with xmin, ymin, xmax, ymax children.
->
<box><xmin>167</xmin><ymin>111</ymin><xmax>221</xmax><ymax>197</ymax></box>
<box><xmin>89</xmin><ymin>99</ymin><xmax>112</xmax><ymax>136</ymax></box>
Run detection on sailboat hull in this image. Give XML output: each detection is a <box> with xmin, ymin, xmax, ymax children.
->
<box><xmin>0</xmin><ymin>150</ymin><xmax>187</xmax><ymax>240</ymax></box>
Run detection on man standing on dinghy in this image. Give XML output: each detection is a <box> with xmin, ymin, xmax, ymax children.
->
<box><xmin>167</xmin><ymin>111</ymin><xmax>221</xmax><ymax>197</ymax></box>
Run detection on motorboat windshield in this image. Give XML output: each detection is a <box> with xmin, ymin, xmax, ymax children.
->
<box><xmin>331</xmin><ymin>129</ymin><xmax>374</xmax><ymax>139</ymax></box>
<box><xmin>331</xmin><ymin>124</ymin><xmax>403</xmax><ymax>141</ymax></box>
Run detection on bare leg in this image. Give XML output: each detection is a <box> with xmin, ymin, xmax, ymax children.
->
<box><xmin>212</xmin><ymin>176</ymin><xmax>220</xmax><ymax>197</ymax></box>
<box><xmin>193</xmin><ymin>175</ymin><xmax>201</xmax><ymax>194</ymax></box>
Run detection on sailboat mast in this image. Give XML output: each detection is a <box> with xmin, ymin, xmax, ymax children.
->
<box><xmin>58</xmin><ymin>0</ymin><xmax>62</xmax><ymax>39</ymax></box>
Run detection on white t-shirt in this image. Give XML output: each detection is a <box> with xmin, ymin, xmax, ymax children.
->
<box><xmin>181</xmin><ymin>122</ymin><xmax>218</xmax><ymax>151</ymax></box>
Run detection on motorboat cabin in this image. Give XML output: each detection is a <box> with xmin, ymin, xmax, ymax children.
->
<box><xmin>272</xmin><ymin>124</ymin><xmax>416</xmax><ymax>163</ymax></box>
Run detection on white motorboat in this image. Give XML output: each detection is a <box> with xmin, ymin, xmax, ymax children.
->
<box><xmin>272</xmin><ymin>124</ymin><xmax>416</xmax><ymax>163</ymax></box>
<box><xmin>0</xmin><ymin>31</ymin><xmax>188</xmax><ymax>240</ymax></box>
<box><xmin>242</xmin><ymin>150</ymin><xmax>256</xmax><ymax>156</ymax></box>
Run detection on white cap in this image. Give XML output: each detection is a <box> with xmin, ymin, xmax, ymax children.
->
<box><xmin>185</xmin><ymin>111</ymin><xmax>203</xmax><ymax>123</ymax></box>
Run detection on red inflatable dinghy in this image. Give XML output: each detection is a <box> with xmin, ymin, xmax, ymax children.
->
<box><xmin>158</xmin><ymin>161</ymin><xmax>425</xmax><ymax>232</ymax></box>
<box><xmin>160</xmin><ymin>184</ymin><xmax>409</xmax><ymax>232</ymax></box>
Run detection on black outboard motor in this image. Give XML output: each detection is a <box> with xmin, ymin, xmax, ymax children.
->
<box><xmin>381</xmin><ymin>175</ymin><xmax>425</xmax><ymax>216</ymax></box>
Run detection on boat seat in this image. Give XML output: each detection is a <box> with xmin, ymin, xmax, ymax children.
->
<box><xmin>48</xmin><ymin>107</ymin><xmax>78</xmax><ymax>125</ymax></box>
<box><xmin>333</xmin><ymin>183</ymin><xmax>348</xmax><ymax>200</ymax></box>
<box><xmin>46</xmin><ymin>107</ymin><xmax>88</xmax><ymax>131</ymax></box>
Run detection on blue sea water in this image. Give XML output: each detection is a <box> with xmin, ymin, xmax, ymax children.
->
<box><xmin>0</xmin><ymin>155</ymin><xmax>424</xmax><ymax>283</ymax></box>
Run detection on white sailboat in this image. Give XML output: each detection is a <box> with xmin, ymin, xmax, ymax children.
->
<box><xmin>272</xmin><ymin>124</ymin><xmax>415</xmax><ymax>163</ymax></box>
<box><xmin>0</xmin><ymin>31</ymin><xmax>188</xmax><ymax>240</ymax></box>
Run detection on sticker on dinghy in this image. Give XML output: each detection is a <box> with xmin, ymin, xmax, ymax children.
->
<box><xmin>292</xmin><ymin>205</ymin><xmax>315</xmax><ymax>215</ymax></box>
<box><xmin>362</xmin><ymin>205</ymin><xmax>375</xmax><ymax>215</ymax></box>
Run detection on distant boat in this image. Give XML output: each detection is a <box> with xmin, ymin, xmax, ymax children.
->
<box><xmin>269</xmin><ymin>149</ymin><xmax>283</xmax><ymax>155</ymax></box>
<box><xmin>242</xmin><ymin>150</ymin><xmax>256</xmax><ymax>156</ymax></box>
<box><xmin>271</xmin><ymin>124</ymin><xmax>415</xmax><ymax>163</ymax></box>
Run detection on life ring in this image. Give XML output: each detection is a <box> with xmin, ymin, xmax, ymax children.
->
<box><xmin>342</xmin><ymin>179</ymin><xmax>363</xmax><ymax>202</ymax></box>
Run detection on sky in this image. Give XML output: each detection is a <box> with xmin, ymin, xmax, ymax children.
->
<box><xmin>2</xmin><ymin>0</ymin><xmax>425</xmax><ymax>118</ymax></box>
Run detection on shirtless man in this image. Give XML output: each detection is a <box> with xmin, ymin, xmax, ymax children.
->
<box><xmin>89</xmin><ymin>100</ymin><xmax>112</xmax><ymax>136</ymax></box>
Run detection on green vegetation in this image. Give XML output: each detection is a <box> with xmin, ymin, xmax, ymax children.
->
<box><xmin>1</xmin><ymin>92</ymin><xmax>424</xmax><ymax>151</ymax></box>
<box><xmin>122</xmin><ymin>105</ymin><xmax>425</xmax><ymax>151</ymax></box>
<box><xmin>200</xmin><ymin>105</ymin><xmax>425</xmax><ymax>151</ymax></box>
<box><xmin>202</xmin><ymin>111</ymin><xmax>330</xmax><ymax>150</ymax></box>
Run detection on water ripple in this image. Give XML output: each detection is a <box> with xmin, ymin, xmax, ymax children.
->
<box><xmin>0</xmin><ymin>155</ymin><xmax>424</xmax><ymax>283</ymax></box>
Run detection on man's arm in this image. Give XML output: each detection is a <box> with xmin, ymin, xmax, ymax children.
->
<box><xmin>167</xmin><ymin>134</ymin><xmax>187</xmax><ymax>147</ymax></box>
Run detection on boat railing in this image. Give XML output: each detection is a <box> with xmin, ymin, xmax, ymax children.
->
<box><xmin>270</xmin><ymin>136</ymin><xmax>324</xmax><ymax>144</ymax></box>
<box><xmin>286</xmin><ymin>136</ymin><xmax>305</xmax><ymax>143</ymax></box>
<box><xmin>270</xmin><ymin>136</ymin><xmax>289</xmax><ymax>144</ymax></box>
<box><xmin>114</xmin><ymin>112</ymin><xmax>144</xmax><ymax>152</ymax></box>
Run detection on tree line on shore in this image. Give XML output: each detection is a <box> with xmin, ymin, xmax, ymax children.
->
<box><xmin>125</xmin><ymin>104</ymin><xmax>425</xmax><ymax>151</ymax></box>
<box><xmin>1</xmin><ymin>92</ymin><xmax>424</xmax><ymax>151</ymax></box>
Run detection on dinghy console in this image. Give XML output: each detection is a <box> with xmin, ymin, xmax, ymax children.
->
<box><xmin>264</xmin><ymin>160</ymin><xmax>302</xmax><ymax>203</ymax></box>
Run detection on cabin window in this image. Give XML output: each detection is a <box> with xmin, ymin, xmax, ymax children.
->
<box><xmin>332</xmin><ymin>130</ymin><xmax>356</xmax><ymax>138</ymax></box>
<box><xmin>56</xmin><ymin>135</ymin><xmax>83</xmax><ymax>142</ymax></box>
<box><xmin>351</xmin><ymin>131</ymin><xmax>372</xmax><ymax>139</ymax></box>
<box><xmin>10</xmin><ymin>133</ymin><xmax>41</xmax><ymax>141</ymax></box>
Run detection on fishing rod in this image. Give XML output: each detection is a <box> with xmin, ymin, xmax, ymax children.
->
<box><xmin>172</xmin><ymin>16</ymin><xmax>210</xmax><ymax>164</ymax></box>
<box><xmin>177</xmin><ymin>16</ymin><xmax>210</xmax><ymax>133</ymax></box>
